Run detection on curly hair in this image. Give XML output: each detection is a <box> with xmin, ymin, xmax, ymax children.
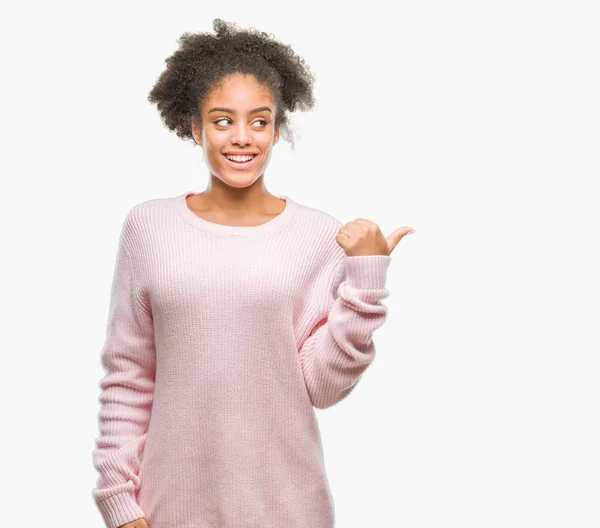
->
<box><xmin>147</xmin><ymin>18</ymin><xmax>317</xmax><ymax>150</ymax></box>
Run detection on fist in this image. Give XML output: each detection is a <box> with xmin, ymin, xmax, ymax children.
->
<box><xmin>336</xmin><ymin>218</ymin><xmax>414</xmax><ymax>257</ymax></box>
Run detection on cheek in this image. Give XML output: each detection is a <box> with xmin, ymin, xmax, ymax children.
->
<box><xmin>258</xmin><ymin>137</ymin><xmax>275</xmax><ymax>152</ymax></box>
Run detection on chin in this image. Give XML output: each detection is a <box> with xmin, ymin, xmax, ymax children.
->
<box><xmin>217</xmin><ymin>173</ymin><xmax>262</xmax><ymax>188</ymax></box>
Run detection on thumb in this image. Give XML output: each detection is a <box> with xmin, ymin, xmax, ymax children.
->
<box><xmin>386</xmin><ymin>227</ymin><xmax>415</xmax><ymax>254</ymax></box>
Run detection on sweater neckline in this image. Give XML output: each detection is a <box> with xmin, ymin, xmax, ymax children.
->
<box><xmin>173</xmin><ymin>191</ymin><xmax>299</xmax><ymax>236</ymax></box>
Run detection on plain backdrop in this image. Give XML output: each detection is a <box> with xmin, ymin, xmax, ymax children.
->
<box><xmin>1</xmin><ymin>1</ymin><xmax>598</xmax><ymax>527</ymax></box>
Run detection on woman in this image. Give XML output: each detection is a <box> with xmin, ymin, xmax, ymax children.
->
<box><xmin>91</xmin><ymin>18</ymin><xmax>414</xmax><ymax>528</ymax></box>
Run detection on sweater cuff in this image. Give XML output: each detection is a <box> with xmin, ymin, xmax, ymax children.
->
<box><xmin>343</xmin><ymin>255</ymin><xmax>391</xmax><ymax>289</ymax></box>
<box><xmin>97</xmin><ymin>490</ymin><xmax>145</xmax><ymax>528</ymax></box>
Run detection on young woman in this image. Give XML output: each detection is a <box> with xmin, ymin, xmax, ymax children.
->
<box><xmin>91</xmin><ymin>18</ymin><xmax>414</xmax><ymax>528</ymax></box>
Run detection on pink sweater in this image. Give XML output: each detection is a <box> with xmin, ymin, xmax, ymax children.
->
<box><xmin>91</xmin><ymin>191</ymin><xmax>392</xmax><ymax>528</ymax></box>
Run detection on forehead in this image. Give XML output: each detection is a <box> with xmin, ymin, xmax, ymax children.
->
<box><xmin>203</xmin><ymin>74</ymin><xmax>274</xmax><ymax>112</ymax></box>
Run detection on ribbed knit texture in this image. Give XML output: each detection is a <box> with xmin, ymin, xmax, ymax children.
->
<box><xmin>91</xmin><ymin>191</ymin><xmax>392</xmax><ymax>528</ymax></box>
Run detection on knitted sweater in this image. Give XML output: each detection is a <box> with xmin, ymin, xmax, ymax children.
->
<box><xmin>91</xmin><ymin>191</ymin><xmax>392</xmax><ymax>528</ymax></box>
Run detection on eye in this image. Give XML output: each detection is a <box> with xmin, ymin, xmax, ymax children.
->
<box><xmin>214</xmin><ymin>118</ymin><xmax>268</xmax><ymax>128</ymax></box>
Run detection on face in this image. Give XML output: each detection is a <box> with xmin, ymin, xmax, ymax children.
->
<box><xmin>192</xmin><ymin>74</ymin><xmax>280</xmax><ymax>189</ymax></box>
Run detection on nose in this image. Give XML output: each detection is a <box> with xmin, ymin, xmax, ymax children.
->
<box><xmin>230</xmin><ymin>122</ymin><xmax>253</xmax><ymax>147</ymax></box>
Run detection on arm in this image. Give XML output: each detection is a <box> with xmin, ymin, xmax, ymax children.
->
<box><xmin>298</xmin><ymin>253</ymin><xmax>391</xmax><ymax>409</ymax></box>
<box><xmin>91</xmin><ymin>212</ymin><xmax>155</xmax><ymax>528</ymax></box>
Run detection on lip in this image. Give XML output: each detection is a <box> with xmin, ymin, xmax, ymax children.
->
<box><xmin>222</xmin><ymin>153</ymin><xmax>258</xmax><ymax>170</ymax></box>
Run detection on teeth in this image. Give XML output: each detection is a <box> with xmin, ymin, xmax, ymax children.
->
<box><xmin>225</xmin><ymin>154</ymin><xmax>255</xmax><ymax>162</ymax></box>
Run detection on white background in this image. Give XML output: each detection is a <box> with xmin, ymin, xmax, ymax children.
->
<box><xmin>1</xmin><ymin>1</ymin><xmax>598</xmax><ymax>527</ymax></box>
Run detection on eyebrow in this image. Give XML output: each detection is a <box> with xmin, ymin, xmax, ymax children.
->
<box><xmin>208</xmin><ymin>106</ymin><xmax>272</xmax><ymax>114</ymax></box>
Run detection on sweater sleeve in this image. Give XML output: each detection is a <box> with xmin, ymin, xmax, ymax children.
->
<box><xmin>91</xmin><ymin>213</ymin><xmax>155</xmax><ymax>528</ymax></box>
<box><xmin>298</xmin><ymin>253</ymin><xmax>391</xmax><ymax>409</ymax></box>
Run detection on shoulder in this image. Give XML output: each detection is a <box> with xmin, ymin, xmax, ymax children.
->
<box><xmin>126</xmin><ymin>195</ymin><xmax>173</xmax><ymax>223</ymax></box>
<box><xmin>120</xmin><ymin>193</ymin><xmax>181</xmax><ymax>232</ymax></box>
<box><xmin>290</xmin><ymin>198</ymin><xmax>346</xmax><ymax>266</ymax></box>
<box><xmin>291</xmin><ymin>198</ymin><xmax>344</xmax><ymax>236</ymax></box>
<box><xmin>117</xmin><ymin>194</ymin><xmax>179</xmax><ymax>250</ymax></box>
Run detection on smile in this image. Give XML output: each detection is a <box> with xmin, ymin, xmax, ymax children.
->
<box><xmin>222</xmin><ymin>154</ymin><xmax>258</xmax><ymax>169</ymax></box>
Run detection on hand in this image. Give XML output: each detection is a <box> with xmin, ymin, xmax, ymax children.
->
<box><xmin>118</xmin><ymin>519</ymin><xmax>148</xmax><ymax>528</ymax></box>
<box><xmin>336</xmin><ymin>218</ymin><xmax>415</xmax><ymax>257</ymax></box>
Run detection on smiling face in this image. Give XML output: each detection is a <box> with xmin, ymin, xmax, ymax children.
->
<box><xmin>192</xmin><ymin>74</ymin><xmax>280</xmax><ymax>189</ymax></box>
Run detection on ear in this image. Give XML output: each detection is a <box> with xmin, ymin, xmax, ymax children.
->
<box><xmin>273</xmin><ymin>124</ymin><xmax>280</xmax><ymax>146</ymax></box>
<box><xmin>191</xmin><ymin>116</ymin><xmax>202</xmax><ymax>146</ymax></box>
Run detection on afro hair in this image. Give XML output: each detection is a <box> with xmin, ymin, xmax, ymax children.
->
<box><xmin>147</xmin><ymin>18</ymin><xmax>317</xmax><ymax>150</ymax></box>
